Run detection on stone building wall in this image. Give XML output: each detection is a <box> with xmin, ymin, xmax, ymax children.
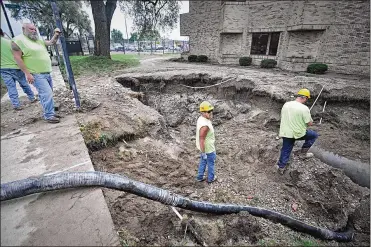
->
<box><xmin>180</xmin><ymin>0</ymin><xmax>370</xmax><ymax>76</ymax></box>
<box><xmin>180</xmin><ymin>1</ymin><xmax>222</xmax><ymax>62</ymax></box>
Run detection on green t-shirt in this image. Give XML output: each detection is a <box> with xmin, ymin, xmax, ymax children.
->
<box><xmin>1</xmin><ymin>37</ymin><xmax>19</xmax><ymax>69</ymax></box>
<box><xmin>12</xmin><ymin>34</ymin><xmax>51</xmax><ymax>74</ymax></box>
<box><xmin>279</xmin><ymin>100</ymin><xmax>313</xmax><ymax>139</ymax></box>
<box><xmin>196</xmin><ymin>116</ymin><xmax>216</xmax><ymax>153</ymax></box>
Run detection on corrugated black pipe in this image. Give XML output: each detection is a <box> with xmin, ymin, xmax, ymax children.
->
<box><xmin>295</xmin><ymin>142</ymin><xmax>370</xmax><ymax>188</ymax></box>
<box><xmin>0</xmin><ymin>171</ymin><xmax>353</xmax><ymax>242</ymax></box>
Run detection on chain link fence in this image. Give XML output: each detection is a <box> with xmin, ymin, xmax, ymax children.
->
<box><xmin>110</xmin><ymin>40</ymin><xmax>189</xmax><ymax>54</ymax></box>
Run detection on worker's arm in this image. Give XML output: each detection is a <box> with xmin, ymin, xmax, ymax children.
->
<box><xmin>44</xmin><ymin>28</ymin><xmax>60</xmax><ymax>46</ymax></box>
<box><xmin>199</xmin><ymin>126</ymin><xmax>209</xmax><ymax>153</ymax></box>
<box><xmin>303</xmin><ymin>108</ymin><xmax>313</xmax><ymax>127</ymax></box>
<box><xmin>11</xmin><ymin>42</ymin><xmax>34</xmax><ymax>84</ymax></box>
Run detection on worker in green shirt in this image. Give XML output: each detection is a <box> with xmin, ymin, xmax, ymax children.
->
<box><xmin>0</xmin><ymin>28</ymin><xmax>36</xmax><ymax>110</ymax></box>
<box><xmin>276</xmin><ymin>89</ymin><xmax>318</xmax><ymax>175</ymax></box>
<box><xmin>196</xmin><ymin>101</ymin><xmax>217</xmax><ymax>184</ymax></box>
<box><xmin>11</xmin><ymin>23</ymin><xmax>61</xmax><ymax>123</ymax></box>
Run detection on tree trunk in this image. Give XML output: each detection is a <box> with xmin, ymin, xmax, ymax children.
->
<box><xmin>90</xmin><ymin>0</ymin><xmax>114</xmax><ymax>57</ymax></box>
<box><xmin>105</xmin><ymin>0</ymin><xmax>117</xmax><ymax>45</ymax></box>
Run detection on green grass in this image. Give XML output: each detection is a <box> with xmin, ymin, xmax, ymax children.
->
<box><xmin>60</xmin><ymin>54</ymin><xmax>139</xmax><ymax>77</ymax></box>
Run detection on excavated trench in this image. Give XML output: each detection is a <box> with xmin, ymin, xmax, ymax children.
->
<box><xmin>89</xmin><ymin>73</ymin><xmax>370</xmax><ymax>246</ymax></box>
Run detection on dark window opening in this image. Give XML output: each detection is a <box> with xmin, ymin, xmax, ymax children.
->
<box><xmin>250</xmin><ymin>32</ymin><xmax>280</xmax><ymax>56</ymax></box>
<box><xmin>250</xmin><ymin>33</ymin><xmax>269</xmax><ymax>55</ymax></box>
<box><xmin>268</xmin><ymin>33</ymin><xmax>280</xmax><ymax>55</ymax></box>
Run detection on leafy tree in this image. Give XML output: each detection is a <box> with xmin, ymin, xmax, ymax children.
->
<box><xmin>89</xmin><ymin>0</ymin><xmax>117</xmax><ymax>57</ymax></box>
<box><xmin>139</xmin><ymin>30</ymin><xmax>161</xmax><ymax>41</ymax></box>
<box><xmin>120</xmin><ymin>0</ymin><xmax>179</xmax><ymax>41</ymax></box>
<box><xmin>9</xmin><ymin>0</ymin><xmax>92</xmax><ymax>39</ymax></box>
<box><xmin>111</xmin><ymin>29</ymin><xmax>124</xmax><ymax>44</ymax></box>
<box><xmin>129</xmin><ymin>32</ymin><xmax>139</xmax><ymax>42</ymax></box>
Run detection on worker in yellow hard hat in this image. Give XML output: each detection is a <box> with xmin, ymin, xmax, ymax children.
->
<box><xmin>195</xmin><ymin>101</ymin><xmax>217</xmax><ymax>183</ymax></box>
<box><xmin>276</xmin><ymin>89</ymin><xmax>318</xmax><ymax>175</ymax></box>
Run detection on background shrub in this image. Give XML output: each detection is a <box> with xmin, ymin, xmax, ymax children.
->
<box><xmin>260</xmin><ymin>59</ymin><xmax>277</xmax><ymax>68</ymax></box>
<box><xmin>197</xmin><ymin>55</ymin><xmax>208</xmax><ymax>62</ymax></box>
<box><xmin>307</xmin><ymin>63</ymin><xmax>328</xmax><ymax>74</ymax></box>
<box><xmin>188</xmin><ymin>55</ymin><xmax>198</xmax><ymax>62</ymax></box>
<box><xmin>239</xmin><ymin>57</ymin><xmax>252</xmax><ymax>66</ymax></box>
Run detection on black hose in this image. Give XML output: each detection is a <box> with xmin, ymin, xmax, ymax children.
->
<box><xmin>0</xmin><ymin>171</ymin><xmax>353</xmax><ymax>242</ymax></box>
<box><xmin>295</xmin><ymin>142</ymin><xmax>370</xmax><ymax>188</ymax></box>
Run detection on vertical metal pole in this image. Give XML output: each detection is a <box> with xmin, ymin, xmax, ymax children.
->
<box><xmin>1</xmin><ymin>1</ymin><xmax>15</xmax><ymax>37</ymax></box>
<box><xmin>50</xmin><ymin>0</ymin><xmax>81</xmax><ymax>108</ymax></box>
<box><xmin>173</xmin><ymin>40</ymin><xmax>175</xmax><ymax>54</ymax></box>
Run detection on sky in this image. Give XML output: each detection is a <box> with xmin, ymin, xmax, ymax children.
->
<box><xmin>1</xmin><ymin>1</ymin><xmax>189</xmax><ymax>40</ymax></box>
<box><xmin>1</xmin><ymin>1</ymin><xmax>27</xmax><ymax>37</ymax></box>
<box><xmin>83</xmin><ymin>1</ymin><xmax>189</xmax><ymax>41</ymax></box>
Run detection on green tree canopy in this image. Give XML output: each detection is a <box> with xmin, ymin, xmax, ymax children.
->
<box><xmin>120</xmin><ymin>0</ymin><xmax>180</xmax><ymax>41</ymax></box>
<box><xmin>9</xmin><ymin>0</ymin><xmax>92</xmax><ymax>38</ymax></box>
<box><xmin>111</xmin><ymin>29</ymin><xmax>124</xmax><ymax>44</ymax></box>
<box><xmin>129</xmin><ymin>32</ymin><xmax>139</xmax><ymax>42</ymax></box>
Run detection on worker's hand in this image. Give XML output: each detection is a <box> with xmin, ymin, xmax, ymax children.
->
<box><xmin>54</xmin><ymin>28</ymin><xmax>61</xmax><ymax>36</ymax></box>
<box><xmin>25</xmin><ymin>72</ymin><xmax>34</xmax><ymax>84</ymax></box>
<box><xmin>201</xmin><ymin>153</ymin><xmax>207</xmax><ymax>160</ymax></box>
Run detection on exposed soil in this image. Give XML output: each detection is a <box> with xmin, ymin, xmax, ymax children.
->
<box><xmin>1</xmin><ymin>57</ymin><xmax>369</xmax><ymax>246</ymax></box>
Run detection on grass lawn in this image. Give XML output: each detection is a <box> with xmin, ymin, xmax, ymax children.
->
<box><xmin>60</xmin><ymin>54</ymin><xmax>140</xmax><ymax>77</ymax></box>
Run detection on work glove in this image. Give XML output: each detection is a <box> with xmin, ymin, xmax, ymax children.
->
<box><xmin>201</xmin><ymin>153</ymin><xmax>207</xmax><ymax>160</ymax></box>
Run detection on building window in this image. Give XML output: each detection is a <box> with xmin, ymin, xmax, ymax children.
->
<box><xmin>250</xmin><ymin>32</ymin><xmax>280</xmax><ymax>56</ymax></box>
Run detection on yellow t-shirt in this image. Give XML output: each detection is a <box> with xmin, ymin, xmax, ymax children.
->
<box><xmin>12</xmin><ymin>34</ymin><xmax>52</xmax><ymax>74</ymax></box>
<box><xmin>279</xmin><ymin>100</ymin><xmax>313</xmax><ymax>139</ymax></box>
<box><xmin>0</xmin><ymin>37</ymin><xmax>19</xmax><ymax>69</ymax></box>
<box><xmin>196</xmin><ymin>116</ymin><xmax>216</xmax><ymax>153</ymax></box>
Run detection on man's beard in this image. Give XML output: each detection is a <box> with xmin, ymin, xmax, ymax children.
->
<box><xmin>25</xmin><ymin>32</ymin><xmax>38</xmax><ymax>41</ymax></box>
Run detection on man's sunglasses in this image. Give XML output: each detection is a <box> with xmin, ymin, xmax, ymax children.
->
<box><xmin>207</xmin><ymin>110</ymin><xmax>213</xmax><ymax>113</ymax></box>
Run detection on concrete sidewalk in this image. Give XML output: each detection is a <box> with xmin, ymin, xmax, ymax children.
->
<box><xmin>1</xmin><ymin>68</ymin><xmax>119</xmax><ymax>246</ymax></box>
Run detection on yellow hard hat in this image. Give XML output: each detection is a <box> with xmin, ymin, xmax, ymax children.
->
<box><xmin>199</xmin><ymin>101</ymin><xmax>214</xmax><ymax>112</ymax></box>
<box><xmin>297</xmin><ymin>88</ymin><xmax>311</xmax><ymax>99</ymax></box>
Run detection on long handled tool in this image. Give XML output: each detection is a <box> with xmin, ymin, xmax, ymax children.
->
<box><xmin>310</xmin><ymin>85</ymin><xmax>325</xmax><ymax>111</ymax></box>
<box><xmin>319</xmin><ymin>101</ymin><xmax>327</xmax><ymax>124</ymax></box>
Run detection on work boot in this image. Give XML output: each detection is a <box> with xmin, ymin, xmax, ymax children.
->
<box><xmin>300</xmin><ymin>148</ymin><xmax>314</xmax><ymax>158</ymax></box>
<box><xmin>44</xmin><ymin>116</ymin><xmax>60</xmax><ymax>124</ymax></box>
<box><xmin>276</xmin><ymin>165</ymin><xmax>286</xmax><ymax>175</ymax></box>
<box><xmin>207</xmin><ymin>175</ymin><xmax>217</xmax><ymax>184</ymax></box>
<box><xmin>13</xmin><ymin>106</ymin><xmax>23</xmax><ymax>111</ymax></box>
<box><xmin>30</xmin><ymin>98</ymin><xmax>38</xmax><ymax>103</ymax></box>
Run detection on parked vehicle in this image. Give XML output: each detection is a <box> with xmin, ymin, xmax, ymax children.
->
<box><xmin>115</xmin><ymin>46</ymin><xmax>125</xmax><ymax>52</ymax></box>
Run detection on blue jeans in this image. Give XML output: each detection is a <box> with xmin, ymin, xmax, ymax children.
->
<box><xmin>0</xmin><ymin>69</ymin><xmax>35</xmax><ymax>108</ymax></box>
<box><xmin>197</xmin><ymin>151</ymin><xmax>216</xmax><ymax>182</ymax></box>
<box><xmin>278</xmin><ymin>130</ymin><xmax>319</xmax><ymax>168</ymax></box>
<box><xmin>32</xmin><ymin>73</ymin><xmax>55</xmax><ymax>120</ymax></box>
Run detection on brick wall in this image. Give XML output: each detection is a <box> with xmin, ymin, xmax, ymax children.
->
<box><xmin>180</xmin><ymin>1</ymin><xmax>222</xmax><ymax>62</ymax></box>
<box><xmin>221</xmin><ymin>33</ymin><xmax>243</xmax><ymax>54</ymax></box>
<box><xmin>285</xmin><ymin>31</ymin><xmax>324</xmax><ymax>58</ymax></box>
<box><xmin>180</xmin><ymin>0</ymin><xmax>370</xmax><ymax>75</ymax></box>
